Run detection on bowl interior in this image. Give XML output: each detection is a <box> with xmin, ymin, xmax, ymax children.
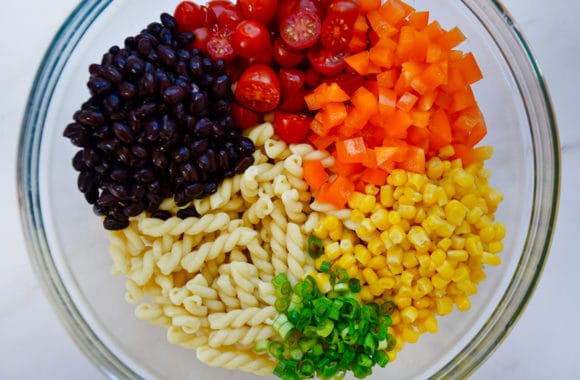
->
<box><xmin>33</xmin><ymin>0</ymin><xmax>539</xmax><ymax>379</ymax></box>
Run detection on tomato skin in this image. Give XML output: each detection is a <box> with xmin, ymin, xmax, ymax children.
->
<box><xmin>232</xmin><ymin>102</ymin><xmax>262</xmax><ymax>129</ymax></box>
<box><xmin>191</xmin><ymin>27</ymin><xmax>211</xmax><ymax>53</ymax></box>
<box><xmin>273</xmin><ymin>38</ymin><xmax>305</xmax><ymax>67</ymax></box>
<box><xmin>207</xmin><ymin>0</ymin><xmax>243</xmax><ymax>29</ymax></box>
<box><xmin>232</xmin><ymin>20</ymin><xmax>271</xmax><ymax>59</ymax></box>
<box><xmin>320</xmin><ymin>0</ymin><xmax>360</xmax><ymax>52</ymax></box>
<box><xmin>235</xmin><ymin>64</ymin><xmax>281</xmax><ymax>113</ymax></box>
<box><xmin>279</xmin><ymin>10</ymin><xmax>321</xmax><ymax>50</ymax></box>
<box><xmin>307</xmin><ymin>45</ymin><xmax>347</xmax><ymax>76</ymax></box>
<box><xmin>238</xmin><ymin>0</ymin><xmax>278</xmax><ymax>24</ymax></box>
<box><xmin>273</xmin><ymin>111</ymin><xmax>312</xmax><ymax>143</ymax></box>
<box><xmin>206</xmin><ymin>26</ymin><xmax>236</xmax><ymax>62</ymax></box>
<box><xmin>278</xmin><ymin>68</ymin><xmax>307</xmax><ymax>112</ymax></box>
<box><xmin>174</xmin><ymin>2</ymin><xmax>215</xmax><ymax>31</ymax></box>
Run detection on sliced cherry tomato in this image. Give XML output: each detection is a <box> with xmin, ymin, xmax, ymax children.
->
<box><xmin>191</xmin><ymin>27</ymin><xmax>211</xmax><ymax>53</ymax></box>
<box><xmin>232</xmin><ymin>20</ymin><xmax>271</xmax><ymax>59</ymax></box>
<box><xmin>207</xmin><ymin>0</ymin><xmax>243</xmax><ymax>29</ymax></box>
<box><xmin>273</xmin><ymin>38</ymin><xmax>305</xmax><ymax>67</ymax></box>
<box><xmin>321</xmin><ymin>0</ymin><xmax>360</xmax><ymax>52</ymax></box>
<box><xmin>304</xmin><ymin>67</ymin><xmax>322</xmax><ymax>89</ymax></box>
<box><xmin>206</xmin><ymin>26</ymin><xmax>236</xmax><ymax>61</ymax></box>
<box><xmin>273</xmin><ymin>111</ymin><xmax>312</xmax><ymax>143</ymax></box>
<box><xmin>278</xmin><ymin>68</ymin><xmax>307</xmax><ymax>112</ymax></box>
<box><xmin>232</xmin><ymin>102</ymin><xmax>262</xmax><ymax>129</ymax></box>
<box><xmin>280</xmin><ymin>10</ymin><xmax>321</xmax><ymax>50</ymax></box>
<box><xmin>238</xmin><ymin>0</ymin><xmax>278</xmax><ymax>24</ymax></box>
<box><xmin>235</xmin><ymin>64</ymin><xmax>281</xmax><ymax>112</ymax></box>
<box><xmin>324</xmin><ymin>71</ymin><xmax>365</xmax><ymax>95</ymax></box>
<box><xmin>307</xmin><ymin>46</ymin><xmax>347</xmax><ymax>76</ymax></box>
<box><xmin>174</xmin><ymin>2</ymin><xmax>215</xmax><ymax>31</ymax></box>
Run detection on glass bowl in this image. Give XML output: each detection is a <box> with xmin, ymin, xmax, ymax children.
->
<box><xmin>18</xmin><ymin>0</ymin><xmax>559</xmax><ymax>379</ymax></box>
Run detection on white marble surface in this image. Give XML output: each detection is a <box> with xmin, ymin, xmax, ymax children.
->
<box><xmin>1</xmin><ymin>0</ymin><xmax>579</xmax><ymax>379</ymax></box>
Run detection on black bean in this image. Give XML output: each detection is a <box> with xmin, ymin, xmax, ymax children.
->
<box><xmin>110</xmin><ymin>167</ymin><xmax>130</xmax><ymax>182</ymax></box>
<box><xmin>152</xmin><ymin>150</ymin><xmax>168</xmax><ymax>168</ymax></box>
<box><xmin>129</xmin><ymin>183</ymin><xmax>146</xmax><ymax>202</ymax></box>
<box><xmin>203</xmin><ymin>182</ymin><xmax>218</xmax><ymax>196</ymax></box>
<box><xmin>87</xmin><ymin>76</ymin><xmax>113</xmax><ymax>96</ymax></box>
<box><xmin>131</xmin><ymin>144</ymin><xmax>148</xmax><ymax>159</ymax></box>
<box><xmin>103</xmin><ymin>64</ymin><xmax>123</xmax><ymax>83</ymax></box>
<box><xmin>135</xmin><ymin>102</ymin><xmax>157</xmax><ymax>118</ymax></box>
<box><xmin>180</xmin><ymin>162</ymin><xmax>199</xmax><ymax>182</ymax></box>
<box><xmin>134</xmin><ymin>167</ymin><xmax>156</xmax><ymax>182</ymax></box>
<box><xmin>157</xmin><ymin>44</ymin><xmax>177</xmax><ymax>66</ymax></box>
<box><xmin>219</xmin><ymin>115</ymin><xmax>235</xmax><ymax>130</ymax></box>
<box><xmin>89</xmin><ymin>64</ymin><xmax>105</xmax><ymax>76</ymax></box>
<box><xmin>193</xmin><ymin>118</ymin><xmax>212</xmax><ymax>138</ymax></box>
<box><xmin>93</xmin><ymin>204</ymin><xmax>108</xmax><ymax>216</ymax></box>
<box><xmin>124</xmin><ymin>36</ymin><xmax>136</xmax><ymax>50</ymax></box>
<box><xmin>146</xmin><ymin>192</ymin><xmax>163</xmax><ymax>207</ymax></box>
<box><xmin>234</xmin><ymin>155</ymin><xmax>255</xmax><ymax>174</ymax></box>
<box><xmin>72</xmin><ymin>150</ymin><xmax>86</xmax><ymax>171</ymax></box>
<box><xmin>108</xmin><ymin>182</ymin><xmax>129</xmax><ymax>199</ymax></box>
<box><xmin>212</xmin><ymin>74</ymin><xmax>230</xmax><ymax>98</ymax></box>
<box><xmin>117</xmin><ymin>146</ymin><xmax>134</xmax><ymax>165</ymax></box>
<box><xmin>189</xmin><ymin>55</ymin><xmax>203</xmax><ymax>77</ymax></box>
<box><xmin>213</xmin><ymin>99</ymin><xmax>231</xmax><ymax>114</ymax></box>
<box><xmin>112</xmin><ymin>122</ymin><xmax>134</xmax><ymax>143</ymax></box>
<box><xmin>137</xmin><ymin>37</ymin><xmax>153</xmax><ymax>56</ymax></box>
<box><xmin>63</xmin><ymin>123</ymin><xmax>89</xmax><ymax>147</ymax></box>
<box><xmin>177</xmin><ymin>49</ymin><xmax>190</xmax><ymax>62</ymax></box>
<box><xmin>237</xmin><ymin>137</ymin><xmax>255</xmax><ymax>155</ymax></box>
<box><xmin>174</xmin><ymin>191</ymin><xmax>193</xmax><ymax>207</ymax></box>
<box><xmin>160</xmin><ymin>116</ymin><xmax>177</xmax><ymax>140</ymax></box>
<box><xmin>84</xmin><ymin>186</ymin><xmax>99</xmax><ymax>204</ymax></box>
<box><xmin>175</xmin><ymin>61</ymin><xmax>188</xmax><ymax>77</ymax></box>
<box><xmin>144</xmin><ymin>119</ymin><xmax>160</xmax><ymax>141</ymax></box>
<box><xmin>151</xmin><ymin>210</ymin><xmax>172</xmax><ymax>220</ymax></box>
<box><xmin>141</xmin><ymin>72</ymin><xmax>156</xmax><ymax>94</ymax></box>
<box><xmin>214</xmin><ymin>59</ymin><xmax>226</xmax><ymax>74</ymax></box>
<box><xmin>124</xmin><ymin>202</ymin><xmax>145</xmax><ymax>217</ymax></box>
<box><xmin>199</xmin><ymin>73</ymin><xmax>214</xmax><ymax>88</ymax></box>
<box><xmin>189</xmin><ymin>91</ymin><xmax>208</xmax><ymax>115</ymax></box>
<box><xmin>104</xmin><ymin>215</ymin><xmax>129</xmax><ymax>230</ymax></box>
<box><xmin>184</xmin><ymin>183</ymin><xmax>204</xmax><ymax>198</ymax></box>
<box><xmin>94</xmin><ymin>162</ymin><xmax>109</xmax><ymax>175</ymax></box>
<box><xmin>92</xmin><ymin>124</ymin><xmax>111</xmax><ymax>139</ymax></box>
<box><xmin>176</xmin><ymin>32</ymin><xmax>195</xmax><ymax>46</ymax></box>
<box><xmin>202</xmin><ymin>57</ymin><xmax>214</xmax><ymax>73</ymax></box>
<box><xmin>77</xmin><ymin>171</ymin><xmax>94</xmax><ymax>193</ymax></box>
<box><xmin>82</xmin><ymin>148</ymin><xmax>101</xmax><ymax>168</ymax></box>
<box><xmin>160</xmin><ymin>13</ymin><xmax>177</xmax><ymax>32</ymax></box>
<box><xmin>96</xmin><ymin>138</ymin><xmax>120</xmax><ymax>153</ymax></box>
<box><xmin>104</xmin><ymin>93</ymin><xmax>121</xmax><ymax>112</ymax></box>
<box><xmin>218</xmin><ymin>150</ymin><xmax>230</xmax><ymax>170</ymax></box>
<box><xmin>176</xmin><ymin>207</ymin><xmax>199</xmax><ymax>219</ymax></box>
<box><xmin>113</xmin><ymin>54</ymin><xmax>127</xmax><ymax>70</ymax></box>
<box><xmin>125</xmin><ymin>55</ymin><xmax>145</xmax><ymax>76</ymax></box>
<box><xmin>172</xmin><ymin>146</ymin><xmax>190</xmax><ymax>163</ymax></box>
<box><xmin>127</xmin><ymin>110</ymin><xmax>141</xmax><ymax>132</ymax></box>
<box><xmin>191</xmin><ymin>139</ymin><xmax>209</xmax><ymax>155</ymax></box>
<box><xmin>206</xmin><ymin>148</ymin><xmax>218</xmax><ymax>172</ymax></box>
<box><xmin>147</xmin><ymin>22</ymin><xmax>163</xmax><ymax>36</ymax></box>
<box><xmin>118</xmin><ymin>81</ymin><xmax>137</xmax><ymax>99</ymax></box>
<box><xmin>147</xmin><ymin>50</ymin><xmax>160</xmax><ymax>63</ymax></box>
<box><xmin>162</xmin><ymin>85</ymin><xmax>186</xmax><ymax>104</ymax></box>
<box><xmin>97</xmin><ymin>191</ymin><xmax>118</xmax><ymax>207</ymax></box>
<box><xmin>159</xmin><ymin>28</ymin><xmax>173</xmax><ymax>45</ymax></box>
<box><xmin>148</xmin><ymin>180</ymin><xmax>161</xmax><ymax>193</ymax></box>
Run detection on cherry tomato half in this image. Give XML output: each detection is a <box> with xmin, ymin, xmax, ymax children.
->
<box><xmin>174</xmin><ymin>2</ymin><xmax>215</xmax><ymax>31</ymax></box>
<box><xmin>321</xmin><ymin>0</ymin><xmax>360</xmax><ymax>52</ymax></box>
<box><xmin>279</xmin><ymin>10</ymin><xmax>321</xmax><ymax>50</ymax></box>
<box><xmin>273</xmin><ymin>38</ymin><xmax>305</xmax><ymax>67</ymax></box>
<box><xmin>276</xmin><ymin>0</ymin><xmax>324</xmax><ymax>27</ymax></box>
<box><xmin>232</xmin><ymin>20</ymin><xmax>271</xmax><ymax>59</ymax></box>
<box><xmin>238</xmin><ymin>0</ymin><xmax>278</xmax><ymax>25</ymax></box>
<box><xmin>207</xmin><ymin>0</ymin><xmax>243</xmax><ymax>29</ymax></box>
<box><xmin>273</xmin><ymin>111</ymin><xmax>312</xmax><ymax>143</ymax></box>
<box><xmin>232</xmin><ymin>102</ymin><xmax>262</xmax><ymax>129</ymax></box>
<box><xmin>191</xmin><ymin>27</ymin><xmax>211</xmax><ymax>54</ymax></box>
<box><xmin>307</xmin><ymin>45</ymin><xmax>347</xmax><ymax>76</ymax></box>
<box><xmin>278</xmin><ymin>68</ymin><xmax>307</xmax><ymax>112</ymax></box>
<box><xmin>235</xmin><ymin>64</ymin><xmax>281</xmax><ymax>112</ymax></box>
<box><xmin>206</xmin><ymin>26</ymin><xmax>236</xmax><ymax>62</ymax></box>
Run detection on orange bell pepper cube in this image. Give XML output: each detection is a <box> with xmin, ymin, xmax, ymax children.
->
<box><xmin>303</xmin><ymin>160</ymin><xmax>329</xmax><ymax>190</ymax></box>
<box><xmin>336</xmin><ymin>137</ymin><xmax>368</xmax><ymax>163</ymax></box>
<box><xmin>345</xmin><ymin>51</ymin><xmax>370</xmax><ymax>75</ymax></box>
<box><xmin>317</xmin><ymin>175</ymin><xmax>355</xmax><ymax>209</ymax></box>
<box><xmin>398</xmin><ymin>146</ymin><xmax>425</xmax><ymax>173</ymax></box>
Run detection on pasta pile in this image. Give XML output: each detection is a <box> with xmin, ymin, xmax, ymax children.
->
<box><xmin>108</xmin><ymin>122</ymin><xmax>334</xmax><ymax>375</ymax></box>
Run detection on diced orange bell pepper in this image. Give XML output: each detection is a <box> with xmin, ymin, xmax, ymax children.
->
<box><xmin>303</xmin><ymin>160</ymin><xmax>329</xmax><ymax>190</ymax></box>
<box><xmin>336</xmin><ymin>137</ymin><xmax>368</xmax><ymax>163</ymax></box>
<box><xmin>345</xmin><ymin>51</ymin><xmax>370</xmax><ymax>75</ymax></box>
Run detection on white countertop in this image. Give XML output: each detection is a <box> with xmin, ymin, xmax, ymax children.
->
<box><xmin>1</xmin><ymin>0</ymin><xmax>579</xmax><ymax>379</ymax></box>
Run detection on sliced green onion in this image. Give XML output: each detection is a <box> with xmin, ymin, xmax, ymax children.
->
<box><xmin>275</xmin><ymin>298</ymin><xmax>290</xmax><ymax>313</ymax></box>
<box><xmin>348</xmin><ymin>278</ymin><xmax>361</xmax><ymax>293</ymax></box>
<box><xmin>297</xmin><ymin>358</ymin><xmax>315</xmax><ymax>378</ymax></box>
<box><xmin>340</xmin><ymin>298</ymin><xmax>360</xmax><ymax>319</ymax></box>
<box><xmin>377</xmin><ymin>338</ymin><xmax>387</xmax><ymax>351</ymax></box>
<box><xmin>356</xmin><ymin>353</ymin><xmax>373</xmax><ymax>367</ymax></box>
<box><xmin>380</xmin><ymin>300</ymin><xmax>396</xmax><ymax>316</ymax></box>
<box><xmin>319</xmin><ymin>261</ymin><xmax>331</xmax><ymax>273</ymax></box>
<box><xmin>363</xmin><ymin>334</ymin><xmax>376</xmax><ymax>355</ymax></box>
<box><xmin>308</xmin><ymin>235</ymin><xmax>324</xmax><ymax>259</ymax></box>
<box><xmin>269</xmin><ymin>341</ymin><xmax>284</xmax><ymax>359</ymax></box>
<box><xmin>321</xmin><ymin>360</ymin><xmax>340</xmax><ymax>378</ymax></box>
<box><xmin>312</xmin><ymin>342</ymin><xmax>324</xmax><ymax>356</ymax></box>
<box><xmin>317</xmin><ymin>319</ymin><xmax>334</xmax><ymax>338</ymax></box>
<box><xmin>254</xmin><ymin>340</ymin><xmax>269</xmax><ymax>353</ymax></box>
<box><xmin>374</xmin><ymin>350</ymin><xmax>389</xmax><ymax>367</ymax></box>
<box><xmin>333</xmin><ymin>282</ymin><xmax>349</xmax><ymax>293</ymax></box>
<box><xmin>386</xmin><ymin>334</ymin><xmax>397</xmax><ymax>351</ymax></box>
<box><xmin>289</xmin><ymin>347</ymin><xmax>304</xmax><ymax>361</ymax></box>
<box><xmin>330</xmin><ymin>268</ymin><xmax>348</xmax><ymax>285</ymax></box>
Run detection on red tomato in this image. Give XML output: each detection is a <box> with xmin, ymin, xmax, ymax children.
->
<box><xmin>324</xmin><ymin>71</ymin><xmax>365</xmax><ymax>95</ymax></box>
<box><xmin>238</xmin><ymin>0</ymin><xmax>278</xmax><ymax>24</ymax></box>
<box><xmin>279</xmin><ymin>10</ymin><xmax>321</xmax><ymax>50</ymax></box>
<box><xmin>232</xmin><ymin>102</ymin><xmax>262</xmax><ymax>129</ymax></box>
<box><xmin>235</xmin><ymin>64</ymin><xmax>281</xmax><ymax>112</ymax></box>
<box><xmin>232</xmin><ymin>20</ymin><xmax>271</xmax><ymax>59</ymax></box>
<box><xmin>273</xmin><ymin>38</ymin><xmax>305</xmax><ymax>67</ymax></box>
<box><xmin>278</xmin><ymin>68</ymin><xmax>307</xmax><ymax>112</ymax></box>
<box><xmin>174</xmin><ymin>2</ymin><xmax>215</xmax><ymax>31</ymax></box>
<box><xmin>321</xmin><ymin>0</ymin><xmax>359</xmax><ymax>52</ymax></box>
<box><xmin>307</xmin><ymin>45</ymin><xmax>347</xmax><ymax>76</ymax></box>
<box><xmin>273</xmin><ymin>112</ymin><xmax>312</xmax><ymax>143</ymax></box>
<box><xmin>207</xmin><ymin>0</ymin><xmax>243</xmax><ymax>29</ymax></box>
<box><xmin>191</xmin><ymin>27</ymin><xmax>211</xmax><ymax>53</ymax></box>
<box><xmin>304</xmin><ymin>67</ymin><xmax>322</xmax><ymax>89</ymax></box>
<box><xmin>206</xmin><ymin>26</ymin><xmax>236</xmax><ymax>61</ymax></box>
<box><xmin>276</xmin><ymin>0</ymin><xmax>324</xmax><ymax>26</ymax></box>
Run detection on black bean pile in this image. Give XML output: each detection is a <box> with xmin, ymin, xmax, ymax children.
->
<box><xmin>63</xmin><ymin>13</ymin><xmax>255</xmax><ymax>230</ymax></box>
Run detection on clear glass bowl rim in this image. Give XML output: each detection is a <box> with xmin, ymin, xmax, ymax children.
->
<box><xmin>17</xmin><ymin>0</ymin><xmax>560</xmax><ymax>379</ymax></box>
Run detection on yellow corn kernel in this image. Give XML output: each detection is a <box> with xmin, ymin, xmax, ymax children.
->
<box><xmin>365</xmin><ymin>184</ymin><xmax>379</xmax><ymax>195</ymax></box>
<box><xmin>407</xmin><ymin>226</ymin><xmax>431</xmax><ymax>251</ymax></box>
<box><xmin>438</xmin><ymin>145</ymin><xmax>455</xmax><ymax>158</ymax></box>
<box><xmin>457</xmin><ymin>280</ymin><xmax>478</xmax><ymax>295</ymax></box>
<box><xmin>452</xmin><ymin>265</ymin><xmax>470</xmax><ymax>283</ymax></box>
<box><xmin>388</xmin><ymin>224</ymin><xmax>406</xmax><ymax>244</ymax></box>
<box><xmin>362</xmin><ymin>268</ymin><xmax>379</xmax><ymax>285</ymax></box>
<box><xmin>407</xmin><ymin>172</ymin><xmax>427</xmax><ymax>191</ymax></box>
<box><xmin>328</xmin><ymin>227</ymin><xmax>344</xmax><ymax>242</ymax></box>
<box><xmin>369</xmin><ymin>282</ymin><xmax>384</xmax><ymax>296</ymax></box>
<box><xmin>350</xmin><ymin>209</ymin><xmax>365</xmax><ymax>223</ymax></box>
<box><xmin>388</xmin><ymin>169</ymin><xmax>408</xmax><ymax>186</ymax></box>
<box><xmin>394</xmin><ymin>294</ymin><xmax>412</xmax><ymax>309</ymax></box>
<box><xmin>474</xmin><ymin>145</ymin><xmax>493</xmax><ymax>161</ymax></box>
<box><xmin>370</xmin><ymin>208</ymin><xmax>390</xmax><ymax>231</ymax></box>
<box><xmin>435</xmin><ymin>187</ymin><xmax>449</xmax><ymax>206</ymax></box>
<box><xmin>387</xmin><ymin>246</ymin><xmax>403</xmax><ymax>267</ymax></box>
<box><xmin>390</xmin><ymin>264</ymin><xmax>404</xmax><ymax>275</ymax></box>
<box><xmin>431</xmin><ymin>249</ymin><xmax>446</xmax><ymax>266</ymax></box>
<box><xmin>454</xmin><ymin>169</ymin><xmax>475</xmax><ymax>188</ymax></box>
<box><xmin>359</xmin><ymin>286</ymin><xmax>373</xmax><ymax>302</ymax></box>
<box><xmin>479</xmin><ymin>225</ymin><xmax>495</xmax><ymax>243</ymax></box>
<box><xmin>356</xmin><ymin>218</ymin><xmax>376</xmax><ymax>239</ymax></box>
<box><xmin>401</xmin><ymin>306</ymin><xmax>419</xmax><ymax>323</ymax></box>
<box><xmin>435</xmin><ymin>296</ymin><xmax>454</xmax><ymax>315</ymax></box>
<box><xmin>322</xmin><ymin>215</ymin><xmax>340</xmax><ymax>232</ymax></box>
<box><xmin>347</xmin><ymin>192</ymin><xmax>365</xmax><ymax>210</ymax></box>
<box><xmin>354</xmin><ymin>244</ymin><xmax>371</xmax><ymax>265</ymax></box>
<box><xmin>431</xmin><ymin>273</ymin><xmax>450</xmax><ymax>290</ymax></box>
<box><xmin>485</xmin><ymin>188</ymin><xmax>504</xmax><ymax>209</ymax></box>
<box><xmin>435</xmin><ymin>238</ymin><xmax>451</xmax><ymax>251</ymax></box>
<box><xmin>339</xmin><ymin>239</ymin><xmax>354</xmax><ymax>255</ymax></box>
<box><xmin>405</xmin><ymin>187</ymin><xmax>423</xmax><ymax>203</ymax></box>
<box><xmin>437</xmin><ymin>261</ymin><xmax>455</xmax><ymax>280</ymax></box>
<box><xmin>346</xmin><ymin>265</ymin><xmax>359</xmax><ymax>280</ymax></box>
<box><xmin>442</xmin><ymin>181</ymin><xmax>456</xmax><ymax>199</ymax></box>
<box><xmin>342</xmin><ymin>230</ymin><xmax>357</xmax><ymax>243</ymax></box>
<box><xmin>465</xmin><ymin>235</ymin><xmax>483</xmax><ymax>257</ymax></box>
<box><xmin>471</xmin><ymin>269</ymin><xmax>486</xmax><ymax>283</ymax></box>
<box><xmin>454</xmin><ymin>295</ymin><xmax>471</xmax><ymax>312</ymax></box>
<box><xmin>423</xmin><ymin>183</ymin><xmax>439</xmax><ymax>205</ymax></box>
<box><xmin>448</xmin><ymin>249</ymin><xmax>468</xmax><ymax>262</ymax></box>
<box><xmin>414</xmin><ymin>277</ymin><xmax>434</xmax><ymax>296</ymax></box>
<box><xmin>401</xmin><ymin>326</ymin><xmax>420</xmax><ymax>343</ymax></box>
<box><xmin>390</xmin><ymin>309</ymin><xmax>401</xmax><ymax>325</ymax></box>
<box><xmin>312</xmin><ymin>223</ymin><xmax>328</xmax><ymax>240</ymax></box>
<box><xmin>402</xmin><ymin>250</ymin><xmax>419</xmax><ymax>269</ymax></box>
<box><xmin>450</xmin><ymin>236</ymin><xmax>466</xmax><ymax>250</ymax></box>
<box><xmin>456</xmin><ymin>221</ymin><xmax>472</xmax><ymax>235</ymax></box>
<box><xmin>387</xmin><ymin>210</ymin><xmax>402</xmax><ymax>226</ymax></box>
<box><xmin>359</xmin><ymin>194</ymin><xmax>377</xmax><ymax>214</ymax></box>
<box><xmin>423</xmin><ymin>314</ymin><xmax>438</xmax><ymax>333</ymax></box>
<box><xmin>368</xmin><ymin>255</ymin><xmax>387</xmax><ymax>270</ymax></box>
<box><xmin>314</xmin><ymin>256</ymin><xmax>327</xmax><ymax>270</ymax></box>
<box><xmin>414</xmin><ymin>207</ymin><xmax>427</xmax><ymax>224</ymax></box>
<box><xmin>312</xmin><ymin>272</ymin><xmax>332</xmax><ymax>293</ymax></box>
<box><xmin>368</xmin><ymin>237</ymin><xmax>386</xmax><ymax>255</ymax></box>
<box><xmin>487</xmin><ymin>241</ymin><xmax>503</xmax><ymax>254</ymax></box>
<box><xmin>417</xmin><ymin>254</ymin><xmax>431</xmax><ymax>269</ymax></box>
<box><xmin>380</xmin><ymin>185</ymin><xmax>394</xmax><ymax>207</ymax></box>
<box><xmin>387</xmin><ymin>350</ymin><xmax>398</xmax><ymax>363</ymax></box>
<box><xmin>336</xmin><ymin>253</ymin><xmax>357</xmax><ymax>269</ymax></box>
<box><xmin>325</xmin><ymin>242</ymin><xmax>341</xmax><ymax>260</ymax></box>
<box><xmin>378</xmin><ymin>277</ymin><xmax>395</xmax><ymax>290</ymax></box>
<box><xmin>492</xmin><ymin>221</ymin><xmax>506</xmax><ymax>239</ymax></box>
<box><xmin>475</xmin><ymin>214</ymin><xmax>493</xmax><ymax>230</ymax></box>
<box><xmin>482</xmin><ymin>252</ymin><xmax>501</xmax><ymax>266</ymax></box>
<box><xmin>400</xmin><ymin>271</ymin><xmax>414</xmax><ymax>287</ymax></box>
<box><xmin>398</xmin><ymin>204</ymin><xmax>416</xmax><ymax>220</ymax></box>
<box><xmin>413</xmin><ymin>297</ymin><xmax>431</xmax><ymax>310</ymax></box>
<box><xmin>444</xmin><ymin>200</ymin><xmax>467</xmax><ymax>226</ymax></box>
<box><xmin>435</xmin><ymin>221</ymin><xmax>455</xmax><ymax>238</ymax></box>
<box><xmin>446</xmin><ymin>282</ymin><xmax>462</xmax><ymax>296</ymax></box>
